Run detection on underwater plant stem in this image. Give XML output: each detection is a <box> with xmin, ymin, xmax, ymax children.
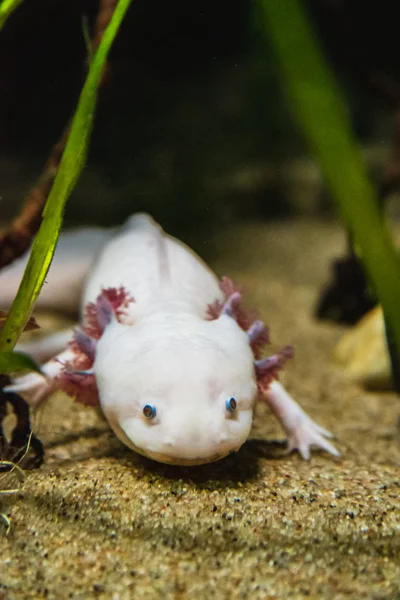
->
<box><xmin>260</xmin><ymin>0</ymin><xmax>400</xmax><ymax>390</ymax></box>
<box><xmin>0</xmin><ymin>0</ymin><xmax>132</xmax><ymax>351</ymax></box>
<box><xmin>0</xmin><ymin>0</ymin><xmax>23</xmax><ymax>30</ymax></box>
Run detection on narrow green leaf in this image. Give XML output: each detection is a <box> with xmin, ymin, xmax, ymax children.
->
<box><xmin>0</xmin><ymin>0</ymin><xmax>23</xmax><ymax>30</ymax></box>
<box><xmin>0</xmin><ymin>0</ymin><xmax>132</xmax><ymax>352</ymax></box>
<box><xmin>0</xmin><ymin>350</ymin><xmax>40</xmax><ymax>373</ymax></box>
<box><xmin>259</xmin><ymin>0</ymin><xmax>400</xmax><ymax>370</ymax></box>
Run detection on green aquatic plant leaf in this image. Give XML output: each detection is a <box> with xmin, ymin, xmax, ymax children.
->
<box><xmin>259</xmin><ymin>0</ymin><xmax>400</xmax><ymax>387</ymax></box>
<box><xmin>0</xmin><ymin>350</ymin><xmax>40</xmax><ymax>373</ymax></box>
<box><xmin>0</xmin><ymin>0</ymin><xmax>23</xmax><ymax>30</ymax></box>
<box><xmin>0</xmin><ymin>0</ymin><xmax>132</xmax><ymax>352</ymax></box>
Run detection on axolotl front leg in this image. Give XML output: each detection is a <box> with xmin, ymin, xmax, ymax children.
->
<box><xmin>253</xmin><ymin>344</ymin><xmax>339</xmax><ymax>460</ymax></box>
<box><xmin>259</xmin><ymin>380</ymin><xmax>338</xmax><ymax>459</ymax></box>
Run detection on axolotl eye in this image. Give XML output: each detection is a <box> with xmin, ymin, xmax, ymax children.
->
<box><xmin>225</xmin><ymin>397</ymin><xmax>237</xmax><ymax>413</ymax></box>
<box><xmin>143</xmin><ymin>404</ymin><xmax>157</xmax><ymax>419</ymax></box>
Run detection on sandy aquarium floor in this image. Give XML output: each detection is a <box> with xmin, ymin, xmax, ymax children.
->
<box><xmin>1</xmin><ymin>219</ymin><xmax>400</xmax><ymax>600</ymax></box>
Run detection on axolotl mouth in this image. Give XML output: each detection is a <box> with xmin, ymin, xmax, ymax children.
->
<box><xmin>107</xmin><ymin>416</ymin><xmax>242</xmax><ymax>465</ymax></box>
<box><xmin>130</xmin><ymin>443</ymin><xmax>239</xmax><ymax>466</ymax></box>
<box><xmin>104</xmin><ymin>409</ymin><xmax>249</xmax><ymax>466</ymax></box>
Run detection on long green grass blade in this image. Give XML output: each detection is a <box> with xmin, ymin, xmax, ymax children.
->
<box><xmin>259</xmin><ymin>0</ymin><xmax>400</xmax><ymax>367</ymax></box>
<box><xmin>0</xmin><ymin>0</ymin><xmax>132</xmax><ymax>351</ymax></box>
<box><xmin>0</xmin><ymin>0</ymin><xmax>23</xmax><ymax>30</ymax></box>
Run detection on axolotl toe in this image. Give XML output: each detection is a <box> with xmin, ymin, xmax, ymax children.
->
<box><xmin>2</xmin><ymin>213</ymin><xmax>339</xmax><ymax>465</ymax></box>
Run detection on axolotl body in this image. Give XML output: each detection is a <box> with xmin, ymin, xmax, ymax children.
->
<box><xmin>3</xmin><ymin>214</ymin><xmax>338</xmax><ymax>465</ymax></box>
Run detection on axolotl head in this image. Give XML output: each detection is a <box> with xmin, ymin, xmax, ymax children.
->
<box><xmin>93</xmin><ymin>314</ymin><xmax>258</xmax><ymax>465</ymax></box>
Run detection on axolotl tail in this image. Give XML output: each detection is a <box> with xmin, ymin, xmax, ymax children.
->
<box><xmin>0</xmin><ymin>227</ymin><xmax>114</xmax><ymax>316</ymax></box>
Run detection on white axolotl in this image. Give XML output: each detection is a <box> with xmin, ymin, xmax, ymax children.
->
<box><xmin>2</xmin><ymin>214</ymin><xmax>338</xmax><ymax>465</ymax></box>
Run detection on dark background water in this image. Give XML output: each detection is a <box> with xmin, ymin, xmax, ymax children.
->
<box><xmin>0</xmin><ymin>0</ymin><xmax>399</xmax><ymax>233</ymax></box>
